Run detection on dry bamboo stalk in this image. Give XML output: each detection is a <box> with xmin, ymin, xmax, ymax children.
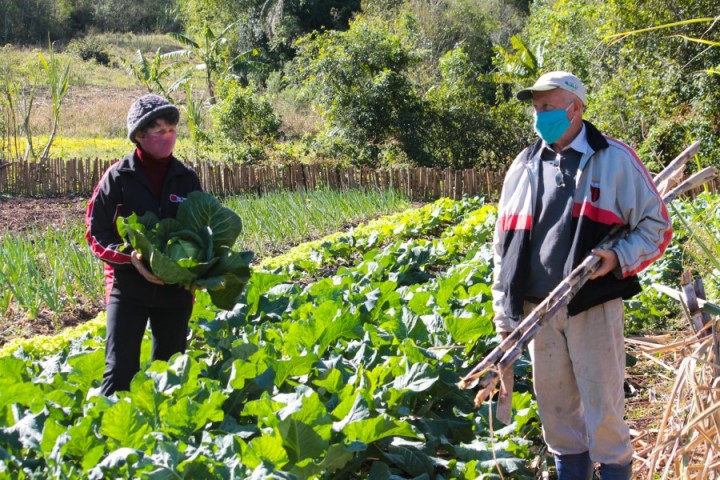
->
<box><xmin>460</xmin><ymin>165</ymin><xmax>718</xmax><ymax>407</ymax></box>
<box><xmin>638</xmin><ymin>351</ymin><xmax>677</xmax><ymax>373</ymax></box>
<box><xmin>638</xmin><ymin>335</ymin><xmax>710</xmax><ymax>355</ymax></box>
<box><xmin>653</xmin><ymin>140</ymin><xmax>701</xmax><ymax>191</ymax></box>
<box><xmin>646</xmin><ymin>341</ymin><xmax>712</xmax><ymax>476</ymax></box>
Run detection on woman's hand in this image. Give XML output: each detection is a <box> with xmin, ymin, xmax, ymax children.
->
<box><xmin>187</xmin><ymin>284</ymin><xmax>206</xmax><ymax>294</ymax></box>
<box><xmin>131</xmin><ymin>251</ymin><xmax>164</xmax><ymax>285</ymax></box>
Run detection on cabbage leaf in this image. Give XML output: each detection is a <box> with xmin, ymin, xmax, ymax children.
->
<box><xmin>116</xmin><ymin>191</ymin><xmax>253</xmax><ymax>310</ymax></box>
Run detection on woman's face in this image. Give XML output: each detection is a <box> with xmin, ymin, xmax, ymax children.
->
<box><xmin>136</xmin><ymin>118</ymin><xmax>177</xmax><ymax>158</ymax></box>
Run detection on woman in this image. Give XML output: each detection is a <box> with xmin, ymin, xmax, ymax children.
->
<box><xmin>85</xmin><ymin>94</ymin><xmax>202</xmax><ymax>395</ymax></box>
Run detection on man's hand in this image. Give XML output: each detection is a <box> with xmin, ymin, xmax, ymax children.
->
<box><xmin>590</xmin><ymin>248</ymin><xmax>619</xmax><ymax>279</ymax></box>
<box><xmin>131</xmin><ymin>251</ymin><xmax>164</xmax><ymax>285</ymax></box>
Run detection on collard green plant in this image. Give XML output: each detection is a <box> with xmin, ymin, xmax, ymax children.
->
<box><xmin>0</xmin><ymin>196</ymin><xmax>544</xmax><ymax>479</ymax></box>
<box><xmin>117</xmin><ymin>191</ymin><xmax>254</xmax><ymax>310</ymax></box>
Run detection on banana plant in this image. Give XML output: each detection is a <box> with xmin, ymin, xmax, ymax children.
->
<box><xmin>121</xmin><ymin>48</ymin><xmax>186</xmax><ymax>97</ymax></box>
<box><xmin>168</xmin><ymin>23</ymin><xmax>239</xmax><ymax>104</ymax></box>
<box><xmin>491</xmin><ymin>35</ymin><xmax>541</xmax><ymax>84</ymax></box>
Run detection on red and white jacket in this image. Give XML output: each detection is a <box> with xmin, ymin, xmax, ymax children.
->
<box><xmin>492</xmin><ymin>121</ymin><xmax>672</xmax><ymax>332</ymax></box>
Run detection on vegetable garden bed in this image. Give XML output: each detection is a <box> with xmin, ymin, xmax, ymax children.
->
<box><xmin>0</xmin><ymin>194</ymin><xmax>716</xmax><ymax>479</ymax></box>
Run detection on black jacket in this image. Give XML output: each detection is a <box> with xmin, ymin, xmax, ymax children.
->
<box><xmin>85</xmin><ymin>151</ymin><xmax>202</xmax><ymax>304</ymax></box>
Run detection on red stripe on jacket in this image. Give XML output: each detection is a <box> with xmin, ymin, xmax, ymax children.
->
<box><xmin>604</xmin><ymin>137</ymin><xmax>672</xmax><ymax>277</ymax></box>
<box><xmin>572</xmin><ymin>201</ymin><xmax>624</xmax><ymax>226</ymax></box>
<box><xmin>499</xmin><ymin>214</ymin><xmax>532</xmax><ymax>232</ymax></box>
<box><xmin>625</xmin><ymin>226</ymin><xmax>673</xmax><ymax>277</ymax></box>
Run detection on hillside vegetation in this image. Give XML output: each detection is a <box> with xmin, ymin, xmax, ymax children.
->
<box><xmin>0</xmin><ymin>0</ymin><xmax>717</xmax><ymax>170</ymax></box>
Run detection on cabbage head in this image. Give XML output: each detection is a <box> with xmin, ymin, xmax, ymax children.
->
<box><xmin>116</xmin><ymin>191</ymin><xmax>253</xmax><ymax>310</ymax></box>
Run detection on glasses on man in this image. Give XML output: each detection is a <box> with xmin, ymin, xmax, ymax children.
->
<box><xmin>553</xmin><ymin>155</ymin><xmax>565</xmax><ymax>188</ymax></box>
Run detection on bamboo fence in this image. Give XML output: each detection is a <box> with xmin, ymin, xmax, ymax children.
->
<box><xmin>0</xmin><ymin>159</ymin><xmax>506</xmax><ymax>201</ymax></box>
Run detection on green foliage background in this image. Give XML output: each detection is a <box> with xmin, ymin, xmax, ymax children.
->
<box><xmin>1</xmin><ymin>0</ymin><xmax>717</xmax><ymax>169</ymax></box>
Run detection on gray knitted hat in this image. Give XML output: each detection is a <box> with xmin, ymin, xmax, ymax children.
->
<box><xmin>126</xmin><ymin>94</ymin><xmax>180</xmax><ymax>142</ymax></box>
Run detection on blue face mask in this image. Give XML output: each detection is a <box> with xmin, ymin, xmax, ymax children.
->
<box><xmin>534</xmin><ymin>104</ymin><xmax>573</xmax><ymax>145</ymax></box>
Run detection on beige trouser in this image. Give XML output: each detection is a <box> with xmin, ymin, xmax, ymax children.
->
<box><xmin>526</xmin><ymin>298</ymin><xmax>634</xmax><ymax>466</ymax></box>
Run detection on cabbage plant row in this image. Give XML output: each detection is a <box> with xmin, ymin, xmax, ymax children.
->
<box><xmin>0</xmin><ymin>197</ymin><xmax>540</xmax><ymax>479</ymax></box>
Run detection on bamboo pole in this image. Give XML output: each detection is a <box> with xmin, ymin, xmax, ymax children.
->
<box><xmin>654</xmin><ymin>140</ymin><xmax>701</xmax><ymax>192</ymax></box>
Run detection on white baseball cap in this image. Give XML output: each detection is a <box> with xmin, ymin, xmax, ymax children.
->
<box><xmin>516</xmin><ymin>71</ymin><xmax>587</xmax><ymax>105</ymax></box>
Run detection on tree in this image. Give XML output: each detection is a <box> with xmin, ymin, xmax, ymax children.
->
<box><xmin>423</xmin><ymin>47</ymin><xmax>531</xmax><ymax>169</ymax></box>
<box><xmin>292</xmin><ymin>16</ymin><xmax>425</xmax><ymax>165</ymax></box>
<box><xmin>521</xmin><ymin>0</ymin><xmax>720</xmax><ymax>170</ymax></box>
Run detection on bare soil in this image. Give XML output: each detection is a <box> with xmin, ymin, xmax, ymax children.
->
<box><xmin>0</xmin><ymin>195</ymin><xmax>88</xmax><ymax>234</ymax></box>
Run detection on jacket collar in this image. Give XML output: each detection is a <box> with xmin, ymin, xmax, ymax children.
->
<box><xmin>583</xmin><ymin>120</ymin><xmax>609</xmax><ymax>152</ymax></box>
<box><xmin>523</xmin><ymin>119</ymin><xmax>610</xmax><ymax>187</ymax></box>
<box><xmin>117</xmin><ymin>151</ymin><xmax>188</xmax><ymax>177</ymax></box>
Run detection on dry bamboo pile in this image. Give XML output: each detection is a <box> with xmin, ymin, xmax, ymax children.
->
<box><xmin>627</xmin><ymin>329</ymin><xmax>720</xmax><ymax>479</ymax></box>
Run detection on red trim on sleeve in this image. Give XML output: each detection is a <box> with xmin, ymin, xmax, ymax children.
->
<box><xmin>624</xmin><ymin>227</ymin><xmax>673</xmax><ymax>277</ymax></box>
<box><xmin>104</xmin><ymin>264</ymin><xmax>114</xmax><ymax>303</ymax></box>
<box><xmin>85</xmin><ymin>168</ymin><xmax>132</xmax><ymax>265</ymax></box>
<box><xmin>499</xmin><ymin>214</ymin><xmax>532</xmax><ymax>232</ymax></box>
<box><xmin>605</xmin><ymin>136</ymin><xmax>673</xmax><ymax>276</ymax></box>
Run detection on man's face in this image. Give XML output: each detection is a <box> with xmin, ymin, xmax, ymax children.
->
<box><xmin>531</xmin><ymin>88</ymin><xmax>578</xmax><ymax>114</ymax></box>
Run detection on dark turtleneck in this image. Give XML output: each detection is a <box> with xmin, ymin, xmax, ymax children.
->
<box><xmin>136</xmin><ymin>147</ymin><xmax>171</xmax><ymax>200</ymax></box>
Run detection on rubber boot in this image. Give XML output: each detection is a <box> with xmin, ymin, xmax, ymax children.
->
<box><xmin>555</xmin><ymin>451</ymin><xmax>593</xmax><ymax>480</ymax></box>
<box><xmin>599</xmin><ymin>461</ymin><xmax>632</xmax><ymax>480</ymax></box>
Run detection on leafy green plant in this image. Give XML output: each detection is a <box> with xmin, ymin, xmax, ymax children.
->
<box><xmin>0</xmin><ymin>196</ymin><xmax>543</xmax><ymax>479</ymax></box>
<box><xmin>117</xmin><ymin>191</ymin><xmax>254</xmax><ymax>310</ymax></box>
<box><xmin>38</xmin><ymin>41</ymin><xmax>70</xmax><ymax>161</ymax></box>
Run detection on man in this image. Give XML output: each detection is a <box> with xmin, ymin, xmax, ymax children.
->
<box><xmin>491</xmin><ymin>71</ymin><xmax>671</xmax><ymax>479</ymax></box>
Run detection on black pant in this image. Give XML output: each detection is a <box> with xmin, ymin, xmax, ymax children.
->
<box><xmin>101</xmin><ymin>298</ymin><xmax>192</xmax><ymax>395</ymax></box>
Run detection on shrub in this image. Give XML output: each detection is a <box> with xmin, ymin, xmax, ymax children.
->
<box><xmin>422</xmin><ymin>46</ymin><xmax>532</xmax><ymax>169</ymax></box>
<box><xmin>66</xmin><ymin>38</ymin><xmax>111</xmax><ymax>65</ymax></box>
<box><xmin>211</xmin><ymin>81</ymin><xmax>281</xmax><ymax>163</ymax></box>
